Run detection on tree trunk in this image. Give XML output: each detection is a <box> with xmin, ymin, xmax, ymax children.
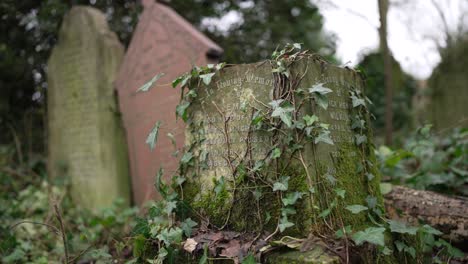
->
<box><xmin>378</xmin><ymin>0</ymin><xmax>393</xmax><ymax>145</ymax></box>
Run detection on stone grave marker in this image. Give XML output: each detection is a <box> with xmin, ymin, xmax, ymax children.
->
<box><xmin>182</xmin><ymin>56</ymin><xmax>383</xmax><ymax>235</ymax></box>
<box><xmin>47</xmin><ymin>6</ymin><xmax>130</xmax><ymax>209</ymax></box>
<box><xmin>115</xmin><ymin>1</ymin><xmax>222</xmax><ymax>205</ymax></box>
<box><xmin>428</xmin><ymin>39</ymin><xmax>468</xmax><ymax>129</ymax></box>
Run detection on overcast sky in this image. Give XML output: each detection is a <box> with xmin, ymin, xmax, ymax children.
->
<box><xmin>202</xmin><ymin>1</ymin><xmax>467</xmax><ymax>80</ymax></box>
<box><xmin>316</xmin><ymin>0</ymin><xmax>467</xmax><ymax>79</ymax></box>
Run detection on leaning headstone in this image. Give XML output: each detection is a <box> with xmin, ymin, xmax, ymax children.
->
<box><xmin>115</xmin><ymin>1</ymin><xmax>222</xmax><ymax>205</ymax></box>
<box><xmin>182</xmin><ymin>55</ymin><xmax>384</xmax><ymax>238</ymax></box>
<box><xmin>47</xmin><ymin>6</ymin><xmax>130</xmax><ymax>209</ymax></box>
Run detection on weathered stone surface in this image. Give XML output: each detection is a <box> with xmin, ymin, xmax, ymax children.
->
<box><xmin>47</xmin><ymin>6</ymin><xmax>130</xmax><ymax>209</ymax></box>
<box><xmin>427</xmin><ymin>38</ymin><xmax>468</xmax><ymax>129</ymax></box>
<box><xmin>115</xmin><ymin>2</ymin><xmax>222</xmax><ymax>205</ymax></box>
<box><xmin>184</xmin><ymin>57</ymin><xmax>383</xmax><ymax>234</ymax></box>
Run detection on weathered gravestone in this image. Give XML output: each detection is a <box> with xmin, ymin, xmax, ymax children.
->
<box><xmin>115</xmin><ymin>1</ymin><xmax>222</xmax><ymax>205</ymax></box>
<box><xmin>427</xmin><ymin>38</ymin><xmax>468</xmax><ymax>129</ymax></box>
<box><xmin>47</xmin><ymin>6</ymin><xmax>130</xmax><ymax>209</ymax></box>
<box><xmin>181</xmin><ymin>54</ymin><xmax>385</xmax><ymax>244</ymax></box>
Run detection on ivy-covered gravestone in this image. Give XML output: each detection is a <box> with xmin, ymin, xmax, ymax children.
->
<box><xmin>179</xmin><ymin>48</ymin><xmax>384</xmax><ymax>239</ymax></box>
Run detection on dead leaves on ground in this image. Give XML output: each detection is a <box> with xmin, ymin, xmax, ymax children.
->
<box><xmin>182</xmin><ymin>228</ymin><xmax>347</xmax><ymax>263</ymax></box>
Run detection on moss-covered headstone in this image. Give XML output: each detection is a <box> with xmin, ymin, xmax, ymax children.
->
<box><xmin>427</xmin><ymin>39</ymin><xmax>468</xmax><ymax>129</ymax></box>
<box><xmin>47</xmin><ymin>6</ymin><xmax>130</xmax><ymax>209</ymax></box>
<box><xmin>182</xmin><ymin>55</ymin><xmax>383</xmax><ymax>238</ymax></box>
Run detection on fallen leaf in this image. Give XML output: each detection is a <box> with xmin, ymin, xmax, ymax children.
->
<box><xmin>183</xmin><ymin>238</ymin><xmax>198</xmax><ymax>253</ymax></box>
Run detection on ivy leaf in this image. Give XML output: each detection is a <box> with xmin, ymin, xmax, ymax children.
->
<box><xmin>214</xmin><ymin>176</ymin><xmax>225</xmax><ymax>197</ymax></box>
<box><xmin>303</xmin><ymin>115</ymin><xmax>318</xmax><ymax>126</ymax></box>
<box><xmin>137</xmin><ymin>73</ymin><xmax>165</xmax><ymax>92</ymax></box>
<box><xmin>365</xmin><ymin>196</ymin><xmax>377</xmax><ymax>209</ymax></box>
<box><xmin>351</xmin><ymin>117</ymin><xmax>365</xmax><ymax>129</ymax></box>
<box><xmin>334</xmin><ymin>188</ymin><xmax>346</xmax><ymax>199</ymax></box>
<box><xmin>180</xmin><ymin>152</ymin><xmax>193</xmax><ymax>164</ymax></box>
<box><xmin>181</xmin><ymin>218</ymin><xmax>198</xmax><ymax>237</ymax></box>
<box><xmin>173</xmin><ymin>175</ymin><xmax>186</xmax><ymax>186</ymax></box>
<box><xmin>271</xmin><ymin>105</ymin><xmax>294</xmax><ymax>127</ymax></box>
<box><xmin>241</xmin><ymin>254</ymin><xmax>256</xmax><ymax>264</ymax></box>
<box><xmin>388</xmin><ymin>220</ymin><xmax>419</xmax><ymax>235</ymax></box>
<box><xmin>309</xmin><ymin>83</ymin><xmax>333</xmax><ymax>95</ymax></box>
<box><xmin>319</xmin><ymin>208</ymin><xmax>331</xmax><ymax>218</ymax></box>
<box><xmin>200</xmin><ymin>73</ymin><xmax>215</xmax><ymax>85</ymax></box>
<box><xmin>379</xmin><ymin>183</ymin><xmax>392</xmax><ymax>195</ymax></box>
<box><xmin>215</xmin><ymin>62</ymin><xmax>226</xmax><ymax>71</ymax></box>
<box><xmin>281</xmin><ymin>206</ymin><xmax>297</xmax><ymax>217</ymax></box>
<box><xmin>351</xmin><ymin>95</ymin><xmax>365</xmax><ymax>108</ymax></box>
<box><xmin>176</xmin><ymin>101</ymin><xmax>190</xmax><ymax>121</ymax></box>
<box><xmin>315</xmin><ymin>130</ymin><xmax>334</xmax><ymax>145</ymax></box>
<box><xmin>345</xmin><ymin>205</ymin><xmax>368</xmax><ymax>214</ymax></box>
<box><xmin>155</xmin><ymin>247</ymin><xmax>168</xmax><ymax>264</ymax></box>
<box><xmin>325</xmin><ymin>173</ymin><xmax>337</xmax><ymax>186</ymax></box>
<box><xmin>146</xmin><ymin>121</ymin><xmax>161</xmax><ymax>151</ymax></box>
<box><xmin>420</xmin><ymin>224</ymin><xmax>442</xmax><ymax>235</ymax></box>
<box><xmin>279</xmin><ymin>216</ymin><xmax>295</xmax><ymax>232</ymax></box>
<box><xmin>292</xmin><ymin>43</ymin><xmax>302</xmax><ymax>50</ymax></box>
<box><xmin>315</xmin><ymin>94</ymin><xmax>329</xmax><ymax>110</ymax></box>
<box><xmin>252</xmin><ymin>160</ymin><xmax>264</xmax><ymax>172</ymax></box>
<box><xmin>366</xmin><ymin>173</ymin><xmax>375</xmax><ymax>181</ymax></box>
<box><xmin>395</xmin><ymin>241</ymin><xmax>416</xmax><ymax>258</ymax></box>
<box><xmin>155</xmin><ymin>168</ymin><xmax>168</xmax><ymax>198</ymax></box>
<box><xmin>268</xmin><ymin>99</ymin><xmax>284</xmax><ymax>109</ymax></box>
<box><xmin>355</xmin><ymin>134</ymin><xmax>367</xmax><ymax>145</ymax></box>
<box><xmin>282</xmin><ymin>192</ymin><xmax>304</xmax><ymax>206</ymax></box>
<box><xmin>157</xmin><ymin>227</ymin><xmax>183</xmax><ymax>247</ymax></box>
<box><xmin>273</xmin><ymin>176</ymin><xmax>290</xmax><ymax>191</ymax></box>
<box><xmin>185</xmin><ymin>89</ymin><xmax>197</xmax><ymax>98</ymax></box>
<box><xmin>165</xmin><ymin>200</ymin><xmax>178</xmax><ymax>215</ymax></box>
<box><xmin>199</xmin><ymin>245</ymin><xmax>208</xmax><ymax>264</ymax></box>
<box><xmin>335</xmin><ymin>225</ymin><xmax>352</xmax><ymax>238</ymax></box>
<box><xmin>172</xmin><ymin>75</ymin><xmax>183</xmax><ymax>88</ymax></box>
<box><xmin>270</xmin><ymin>148</ymin><xmax>282</xmax><ymax>159</ymax></box>
<box><xmin>381</xmin><ymin>247</ymin><xmax>393</xmax><ymax>256</ymax></box>
<box><xmin>352</xmin><ymin>227</ymin><xmax>386</xmax><ymax>247</ymax></box>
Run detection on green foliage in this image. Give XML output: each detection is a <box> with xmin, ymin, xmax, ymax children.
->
<box><xmin>357</xmin><ymin>52</ymin><xmax>416</xmax><ymax>134</ymax></box>
<box><xmin>171</xmin><ymin>0</ymin><xmax>336</xmax><ymax>64</ymax></box>
<box><xmin>376</xmin><ymin>126</ymin><xmax>468</xmax><ymax>196</ymax></box>
<box><xmin>135</xmin><ymin>44</ymin><xmax>465</xmax><ymax>263</ymax></box>
<box><xmin>0</xmin><ymin>167</ymin><xmax>139</xmax><ymax>263</ymax></box>
<box><xmin>146</xmin><ymin>121</ymin><xmax>162</xmax><ymax>151</ymax></box>
<box><xmin>351</xmin><ymin>227</ymin><xmax>386</xmax><ymax>247</ymax></box>
<box><xmin>137</xmin><ymin>73</ymin><xmax>165</xmax><ymax>92</ymax></box>
<box><xmin>273</xmin><ymin>176</ymin><xmax>290</xmax><ymax>192</ymax></box>
<box><xmin>345</xmin><ymin>204</ymin><xmax>368</xmax><ymax>214</ymax></box>
<box><xmin>387</xmin><ymin>220</ymin><xmax>418</xmax><ymax>235</ymax></box>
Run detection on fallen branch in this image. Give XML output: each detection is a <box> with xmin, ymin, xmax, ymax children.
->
<box><xmin>384</xmin><ymin>185</ymin><xmax>468</xmax><ymax>242</ymax></box>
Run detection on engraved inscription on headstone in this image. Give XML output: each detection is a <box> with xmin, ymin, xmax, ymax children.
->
<box><xmin>47</xmin><ymin>6</ymin><xmax>130</xmax><ymax>210</ymax></box>
<box><xmin>115</xmin><ymin>2</ymin><xmax>222</xmax><ymax>205</ymax></box>
<box><xmin>185</xmin><ymin>58</ymin><xmax>377</xmax><ymax>232</ymax></box>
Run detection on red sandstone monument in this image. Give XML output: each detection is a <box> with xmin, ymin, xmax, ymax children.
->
<box><xmin>116</xmin><ymin>1</ymin><xmax>222</xmax><ymax>205</ymax></box>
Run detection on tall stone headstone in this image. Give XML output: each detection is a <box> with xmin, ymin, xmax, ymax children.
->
<box><xmin>115</xmin><ymin>2</ymin><xmax>222</xmax><ymax>205</ymax></box>
<box><xmin>47</xmin><ymin>6</ymin><xmax>130</xmax><ymax>209</ymax></box>
<box><xmin>183</xmin><ymin>57</ymin><xmax>384</xmax><ymax>235</ymax></box>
